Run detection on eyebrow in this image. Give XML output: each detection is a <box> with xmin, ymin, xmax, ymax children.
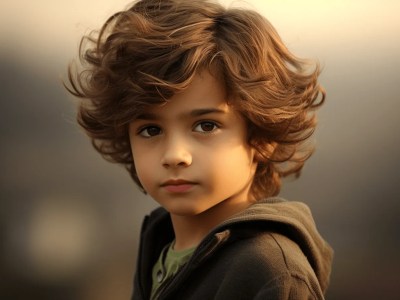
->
<box><xmin>135</xmin><ymin>112</ymin><xmax>159</xmax><ymax>120</ymax></box>
<box><xmin>190</xmin><ymin>108</ymin><xmax>226</xmax><ymax>117</ymax></box>
<box><xmin>135</xmin><ymin>108</ymin><xmax>226</xmax><ymax>120</ymax></box>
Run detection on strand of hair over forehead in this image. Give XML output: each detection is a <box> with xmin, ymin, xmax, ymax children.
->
<box><xmin>90</xmin><ymin>4</ymin><xmax>222</xmax><ymax>96</ymax></box>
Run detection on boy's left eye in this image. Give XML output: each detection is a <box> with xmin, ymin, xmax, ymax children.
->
<box><xmin>193</xmin><ymin>121</ymin><xmax>219</xmax><ymax>133</ymax></box>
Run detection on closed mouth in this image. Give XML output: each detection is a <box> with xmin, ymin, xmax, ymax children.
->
<box><xmin>160</xmin><ymin>179</ymin><xmax>196</xmax><ymax>187</ymax></box>
<box><xmin>160</xmin><ymin>179</ymin><xmax>197</xmax><ymax>193</ymax></box>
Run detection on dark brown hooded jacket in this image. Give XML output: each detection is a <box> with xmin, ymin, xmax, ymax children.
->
<box><xmin>132</xmin><ymin>198</ymin><xmax>333</xmax><ymax>299</ymax></box>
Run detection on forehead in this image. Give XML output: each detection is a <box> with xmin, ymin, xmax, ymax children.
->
<box><xmin>136</xmin><ymin>71</ymin><xmax>231</xmax><ymax>120</ymax></box>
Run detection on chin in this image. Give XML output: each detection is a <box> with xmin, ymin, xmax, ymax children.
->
<box><xmin>166</xmin><ymin>204</ymin><xmax>208</xmax><ymax>217</ymax></box>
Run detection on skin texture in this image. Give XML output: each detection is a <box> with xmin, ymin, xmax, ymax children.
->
<box><xmin>129</xmin><ymin>71</ymin><xmax>258</xmax><ymax>250</ymax></box>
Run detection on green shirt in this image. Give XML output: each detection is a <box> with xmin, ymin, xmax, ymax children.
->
<box><xmin>150</xmin><ymin>241</ymin><xmax>196</xmax><ymax>300</ymax></box>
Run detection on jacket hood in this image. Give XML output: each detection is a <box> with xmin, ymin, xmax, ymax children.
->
<box><xmin>216</xmin><ymin>197</ymin><xmax>334</xmax><ymax>293</ymax></box>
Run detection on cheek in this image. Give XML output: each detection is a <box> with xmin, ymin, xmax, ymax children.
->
<box><xmin>131</xmin><ymin>145</ymin><xmax>154</xmax><ymax>188</ymax></box>
<box><xmin>205</xmin><ymin>146</ymin><xmax>256</xmax><ymax>182</ymax></box>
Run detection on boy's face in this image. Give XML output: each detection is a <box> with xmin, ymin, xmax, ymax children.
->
<box><xmin>129</xmin><ymin>71</ymin><xmax>257</xmax><ymax>217</ymax></box>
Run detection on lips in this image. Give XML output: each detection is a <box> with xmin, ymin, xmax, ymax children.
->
<box><xmin>161</xmin><ymin>179</ymin><xmax>197</xmax><ymax>193</ymax></box>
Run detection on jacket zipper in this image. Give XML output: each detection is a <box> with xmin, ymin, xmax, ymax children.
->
<box><xmin>154</xmin><ymin>230</ymin><xmax>230</xmax><ymax>299</ymax></box>
<box><xmin>135</xmin><ymin>216</ymin><xmax>149</xmax><ymax>300</ymax></box>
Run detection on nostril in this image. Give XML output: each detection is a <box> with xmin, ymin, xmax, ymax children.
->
<box><xmin>161</xmin><ymin>152</ymin><xmax>192</xmax><ymax>168</ymax></box>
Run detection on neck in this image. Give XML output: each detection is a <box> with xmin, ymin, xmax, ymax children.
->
<box><xmin>170</xmin><ymin>197</ymin><xmax>253</xmax><ymax>251</ymax></box>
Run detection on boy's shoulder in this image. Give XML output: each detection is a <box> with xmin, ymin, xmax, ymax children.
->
<box><xmin>204</xmin><ymin>228</ymin><xmax>324</xmax><ymax>299</ymax></box>
<box><xmin>214</xmin><ymin>198</ymin><xmax>333</xmax><ymax>291</ymax></box>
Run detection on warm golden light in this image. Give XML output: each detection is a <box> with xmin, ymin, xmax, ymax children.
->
<box><xmin>1</xmin><ymin>1</ymin><xmax>399</xmax><ymax>299</ymax></box>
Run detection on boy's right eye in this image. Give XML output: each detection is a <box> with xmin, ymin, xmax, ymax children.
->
<box><xmin>138</xmin><ymin>126</ymin><xmax>161</xmax><ymax>137</ymax></box>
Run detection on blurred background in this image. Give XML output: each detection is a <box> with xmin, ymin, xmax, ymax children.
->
<box><xmin>0</xmin><ymin>0</ymin><xmax>399</xmax><ymax>299</ymax></box>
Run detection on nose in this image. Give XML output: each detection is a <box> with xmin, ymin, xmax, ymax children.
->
<box><xmin>161</xmin><ymin>136</ymin><xmax>192</xmax><ymax>168</ymax></box>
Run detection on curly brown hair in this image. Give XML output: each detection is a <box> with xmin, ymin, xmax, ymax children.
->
<box><xmin>66</xmin><ymin>0</ymin><xmax>325</xmax><ymax>199</ymax></box>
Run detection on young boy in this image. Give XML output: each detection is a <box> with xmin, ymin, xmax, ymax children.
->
<box><xmin>67</xmin><ymin>0</ymin><xmax>333</xmax><ymax>299</ymax></box>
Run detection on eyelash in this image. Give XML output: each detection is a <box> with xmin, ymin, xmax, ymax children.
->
<box><xmin>137</xmin><ymin>121</ymin><xmax>220</xmax><ymax>138</ymax></box>
<box><xmin>193</xmin><ymin>121</ymin><xmax>220</xmax><ymax>133</ymax></box>
<box><xmin>137</xmin><ymin>125</ymin><xmax>161</xmax><ymax>137</ymax></box>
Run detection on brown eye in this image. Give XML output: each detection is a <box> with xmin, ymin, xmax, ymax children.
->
<box><xmin>139</xmin><ymin>126</ymin><xmax>161</xmax><ymax>137</ymax></box>
<box><xmin>194</xmin><ymin>121</ymin><xmax>218</xmax><ymax>133</ymax></box>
